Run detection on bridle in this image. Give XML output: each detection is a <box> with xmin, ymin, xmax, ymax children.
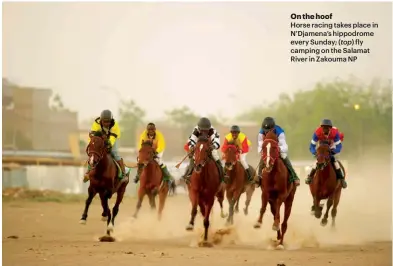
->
<box><xmin>86</xmin><ymin>136</ymin><xmax>106</xmax><ymax>169</ymax></box>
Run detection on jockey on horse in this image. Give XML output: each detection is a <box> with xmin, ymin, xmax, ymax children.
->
<box><xmin>134</xmin><ymin>122</ymin><xmax>173</xmax><ymax>183</ymax></box>
<box><xmin>221</xmin><ymin>125</ymin><xmax>254</xmax><ymax>183</ymax></box>
<box><xmin>256</xmin><ymin>117</ymin><xmax>300</xmax><ymax>187</ymax></box>
<box><xmin>305</xmin><ymin>119</ymin><xmax>347</xmax><ymax>189</ymax></box>
<box><xmin>181</xmin><ymin>117</ymin><xmax>225</xmax><ymax>184</ymax></box>
<box><xmin>83</xmin><ymin>109</ymin><xmax>128</xmax><ymax>183</ymax></box>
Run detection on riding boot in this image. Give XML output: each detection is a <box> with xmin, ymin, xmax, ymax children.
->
<box><xmin>282</xmin><ymin>157</ymin><xmax>300</xmax><ymax>186</ymax></box>
<box><xmin>116</xmin><ymin>159</ymin><xmax>128</xmax><ymax>182</ymax></box>
<box><xmin>83</xmin><ymin>164</ymin><xmax>91</xmax><ymax>183</ymax></box>
<box><xmin>161</xmin><ymin>165</ymin><xmax>172</xmax><ymax>182</ymax></box>
<box><xmin>215</xmin><ymin>160</ymin><xmax>226</xmax><ymax>183</ymax></box>
<box><xmin>134</xmin><ymin>164</ymin><xmax>144</xmax><ymax>183</ymax></box>
<box><xmin>255</xmin><ymin>159</ymin><xmax>264</xmax><ymax>187</ymax></box>
<box><xmin>305</xmin><ymin>168</ymin><xmax>316</xmax><ymax>184</ymax></box>
<box><xmin>245</xmin><ymin>167</ymin><xmax>253</xmax><ymax>183</ymax></box>
<box><xmin>181</xmin><ymin>158</ymin><xmax>194</xmax><ymax>184</ymax></box>
<box><xmin>335</xmin><ymin>168</ymin><xmax>347</xmax><ymax>189</ymax></box>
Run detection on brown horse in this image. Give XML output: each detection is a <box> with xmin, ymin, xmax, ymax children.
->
<box><xmin>223</xmin><ymin>143</ymin><xmax>256</xmax><ymax>225</ymax></box>
<box><xmin>309</xmin><ymin>140</ymin><xmax>343</xmax><ymax>227</ymax></box>
<box><xmin>253</xmin><ymin>130</ymin><xmax>297</xmax><ymax>249</ymax></box>
<box><xmin>79</xmin><ymin>132</ymin><xmax>128</xmax><ymax>239</ymax></box>
<box><xmin>132</xmin><ymin>140</ymin><xmax>168</xmax><ymax>220</ymax></box>
<box><xmin>185</xmin><ymin>135</ymin><xmax>222</xmax><ymax>247</ymax></box>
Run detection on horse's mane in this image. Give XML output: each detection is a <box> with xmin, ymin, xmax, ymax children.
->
<box><xmin>92</xmin><ymin>131</ymin><xmax>104</xmax><ymax>137</ymax></box>
<box><xmin>264</xmin><ymin>130</ymin><xmax>277</xmax><ymax>141</ymax></box>
<box><xmin>226</xmin><ymin>141</ymin><xmax>237</xmax><ymax>150</ymax></box>
<box><xmin>319</xmin><ymin>140</ymin><xmax>330</xmax><ymax>146</ymax></box>
<box><xmin>142</xmin><ymin>140</ymin><xmax>153</xmax><ymax>147</ymax></box>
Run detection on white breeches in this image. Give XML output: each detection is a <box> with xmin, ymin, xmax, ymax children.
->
<box><xmin>154</xmin><ymin>151</ymin><xmax>164</xmax><ymax>165</ymax></box>
<box><xmin>211</xmin><ymin>149</ymin><xmax>220</xmax><ymax>161</ymax></box>
<box><xmin>280</xmin><ymin>152</ymin><xmax>287</xmax><ymax>159</ymax></box>
<box><xmin>239</xmin><ymin>153</ymin><xmax>249</xmax><ymax>169</ymax></box>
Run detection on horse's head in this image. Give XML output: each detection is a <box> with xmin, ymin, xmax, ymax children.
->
<box><xmin>224</xmin><ymin>142</ymin><xmax>238</xmax><ymax>171</ymax></box>
<box><xmin>316</xmin><ymin>140</ymin><xmax>331</xmax><ymax>168</ymax></box>
<box><xmin>87</xmin><ymin>132</ymin><xmax>108</xmax><ymax>169</ymax></box>
<box><xmin>261</xmin><ymin>130</ymin><xmax>280</xmax><ymax>173</ymax></box>
<box><xmin>138</xmin><ymin>140</ymin><xmax>155</xmax><ymax>166</ymax></box>
<box><xmin>194</xmin><ymin>135</ymin><xmax>212</xmax><ymax>174</ymax></box>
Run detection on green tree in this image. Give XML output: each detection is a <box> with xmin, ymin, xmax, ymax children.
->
<box><xmin>165</xmin><ymin>106</ymin><xmax>199</xmax><ymax>140</ymax></box>
<box><xmin>240</xmin><ymin>78</ymin><xmax>392</xmax><ymax>159</ymax></box>
<box><xmin>118</xmin><ymin>99</ymin><xmax>146</xmax><ymax>147</ymax></box>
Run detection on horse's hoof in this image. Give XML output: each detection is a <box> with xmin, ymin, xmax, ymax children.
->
<box><xmin>198</xmin><ymin>240</ymin><xmax>213</xmax><ymax>248</ymax></box>
<box><xmin>243</xmin><ymin>208</ymin><xmax>248</xmax><ymax>216</ymax></box>
<box><xmin>272</xmin><ymin>224</ymin><xmax>280</xmax><ymax>231</ymax></box>
<box><xmin>310</xmin><ymin>211</ymin><xmax>315</xmax><ymax>216</ymax></box>
<box><xmin>79</xmin><ymin>219</ymin><xmax>86</xmax><ymax>225</ymax></box>
<box><xmin>107</xmin><ymin>224</ymin><xmax>114</xmax><ymax>233</ymax></box>
<box><xmin>132</xmin><ymin>214</ymin><xmax>137</xmax><ymax>219</ymax></box>
<box><xmin>321</xmin><ymin>219</ymin><xmax>328</xmax><ymax>226</ymax></box>
<box><xmin>101</xmin><ymin>216</ymin><xmax>108</xmax><ymax>222</ymax></box>
<box><xmin>99</xmin><ymin>235</ymin><xmax>116</xmax><ymax>242</ymax></box>
<box><xmin>276</xmin><ymin>244</ymin><xmax>285</xmax><ymax>250</ymax></box>
<box><xmin>234</xmin><ymin>208</ymin><xmax>239</xmax><ymax>213</ymax></box>
<box><xmin>220</xmin><ymin>212</ymin><xmax>228</xmax><ymax>218</ymax></box>
<box><xmin>253</xmin><ymin>222</ymin><xmax>261</xmax><ymax>229</ymax></box>
<box><xmin>185</xmin><ymin>224</ymin><xmax>194</xmax><ymax>231</ymax></box>
<box><xmin>225</xmin><ymin>221</ymin><xmax>231</xmax><ymax>227</ymax></box>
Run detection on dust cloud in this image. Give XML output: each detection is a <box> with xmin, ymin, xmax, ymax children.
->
<box><xmin>112</xmin><ymin>155</ymin><xmax>391</xmax><ymax>249</ymax></box>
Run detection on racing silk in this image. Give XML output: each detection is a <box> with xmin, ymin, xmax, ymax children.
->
<box><xmin>187</xmin><ymin>126</ymin><xmax>221</xmax><ymax>150</ymax></box>
<box><xmin>309</xmin><ymin>126</ymin><xmax>343</xmax><ymax>155</ymax></box>
<box><xmin>90</xmin><ymin>117</ymin><xmax>120</xmax><ymax>146</ymax></box>
<box><xmin>257</xmin><ymin>125</ymin><xmax>288</xmax><ymax>155</ymax></box>
<box><xmin>138</xmin><ymin>129</ymin><xmax>166</xmax><ymax>154</ymax></box>
<box><xmin>221</xmin><ymin>132</ymin><xmax>251</xmax><ymax>153</ymax></box>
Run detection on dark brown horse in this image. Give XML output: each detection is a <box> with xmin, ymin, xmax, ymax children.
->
<box><xmin>79</xmin><ymin>132</ymin><xmax>129</xmax><ymax>239</ymax></box>
<box><xmin>185</xmin><ymin>135</ymin><xmax>222</xmax><ymax>247</ymax></box>
<box><xmin>253</xmin><ymin>130</ymin><xmax>297</xmax><ymax>249</ymax></box>
<box><xmin>132</xmin><ymin>140</ymin><xmax>168</xmax><ymax>220</ymax></box>
<box><xmin>223</xmin><ymin>143</ymin><xmax>256</xmax><ymax>225</ymax></box>
<box><xmin>309</xmin><ymin>140</ymin><xmax>343</xmax><ymax>227</ymax></box>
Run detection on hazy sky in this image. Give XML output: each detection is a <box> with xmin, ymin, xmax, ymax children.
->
<box><xmin>3</xmin><ymin>2</ymin><xmax>392</xmax><ymax>122</ymax></box>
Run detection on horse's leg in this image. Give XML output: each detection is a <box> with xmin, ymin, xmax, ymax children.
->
<box><xmin>313</xmin><ymin>196</ymin><xmax>323</xmax><ymax>219</ymax></box>
<box><xmin>80</xmin><ymin>186</ymin><xmax>97</xmax><ymax>224</ymax></box>
<box><xmin>331</xmin><ymin>189</ymin><xmax>342</xmax><ymax>228</ymax></box>
<box><xmin>234</xmin><ymin>196</ymin><xmax>240</xmax><ymax>213</ymax></box>
<box><xmin>278</xmin><ymin>191</ymin><xmax>295</xmax><ymax>248</ymax></box>
<box><xmin>243</xmin><ymin>184</ymin><xmax>255</xmax><ymax>216</ymax></box>
<box><xmin>254</xmin><ymin>190</ymin><xmax>268</xmax><ymax>228</ymax></box>
<box><xmin>157</xmin><ymin>182</ymin><xmax>169</xmax><ymax>221</ymax></box>
<box><xmin>273</xmin><ymin>196</ymin><xmax>285</xmax><ymax>231</ymax></box>
<box><xmin>99</xmin><ymin>191</ymin><xmax>112</xmax><ymax>236</ymax></box>
<box><xmin>202</xmin><ymin>198</ymin><xmax>214</xmax><ymax>243</ymax></box>
<box><xmin>269</xmin><ymin>201</ymin><xmax>281</xmax><ymax>241</ymax></box>
<box><xmin>132</xmin><ymin>186</ymin><xmax>146</xmax><ymax>219</ymax></box>
<box><xmin>186</xmin><ymin>190</ymin><xmax>198</xmax><ymax>231</ymax></box>
<box><xmin>321</xmin><ymin>196</ymin><xmax>334</xmax><ymax>226</ymax></box>
<box><xmin>110</xmin><ymin>186</ymin><xmax>126</xmax><ymax>233</ymax></box>
<box><xmin>147</xmin><ymin>193</ymin><xmax>156</xmax><ymax>210</ymax></box>
<box><xmin>225</xmin><ymin>191</ymin><xmax>235</xmax><ymax>226</ymax></box>
<box><xmin>216</xmin><ymin>188</ymin><xmax>227</xmax><ymax>218</ymax></box>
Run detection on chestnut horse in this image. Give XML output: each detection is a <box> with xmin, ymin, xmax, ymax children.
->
<box><xmin>223</xmin><ymin>143</ymin><xmax>256</xmax><ymax>225</ymax></box>
<box><xmin>253</xmin><ymin>130</ymin><xmax>297</xmax><ymax>248</ymax></box>
<box><xmin>132</xmin><ymin>140</ymin><xmax>168</xmax><ymax>220</ymax></box>
<box><xmin>309</xmin><ymin>140</ymin><xmax>343</xmax><ymax>227</ymax></box>
<box><xmin>185</xmin><ymin>135</ymin><xmax>222</xmax><ymax>246</ymax></box>
<box><xmin>79</xmin><ymin>132</ymin><xmax>129</xmax><ymax>238</ymax></box>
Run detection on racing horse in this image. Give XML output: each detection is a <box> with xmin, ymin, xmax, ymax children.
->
<box><xmin>132</xmin><ymin>140</ymin><xmax>169</xmax><ymax>220</ymax></box>
<box><xmin>185</xmin><ymin>135</ymin><xmax>223</xmax><ymax>247</ymax></box>
<box><xmin>79</xmin><ymin>131</ymin><xmax>129</xmax><ymax>239</ymax></box>
<box><xmin>309</xmin><ymin>140</ymin><xmax>344</xmax><ymax>228</ymax></box>
<box><xmin>253</xmin><ymin>130</ymin><xmax>297</xmax><ymax>249</ymax></box>
<box><xmin>223</xmin><ymin>143</ymin><xmax>256</xmax><ymax>225</ymax></box>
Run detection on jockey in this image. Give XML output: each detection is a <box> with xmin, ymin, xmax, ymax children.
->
<box><xmin>221</xmin><ymin>125</ymin><xmax>253</xmax><ymax>183</ymax></box>
<box><xmin>181</xmin><ymin>117</ymin><xmax>225</xmax><ymax>183</ymax></box>
<box><xmin>83</xmin><ymin>109</ymin><xmax>127</xmax><ymax>183</ymax></box>
<box><xmin>134</xmin><ymin>123</ymin><xmax>173</xmax><ymax>183</ymax></box>
<box><xmin>305</xmin><ymin>119</ymin><xmax>347</xmax><ymax>188</ymax></box>
<box><xmin>256</xmin><ymin>117</ymin><xmax>300</xmax><ymax>187</ymax></box>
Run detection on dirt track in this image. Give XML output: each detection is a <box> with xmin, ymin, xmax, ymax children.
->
<box><xmin>3</xmin><ymin>164</ymin><xmax>392</xmax><ymax>266</ymax></box>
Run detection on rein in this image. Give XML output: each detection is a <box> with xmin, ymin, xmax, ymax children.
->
<box><xmin>87</xmin><ymin>138</ymin><xmax>107</xmax><ymax>169</ymax></box>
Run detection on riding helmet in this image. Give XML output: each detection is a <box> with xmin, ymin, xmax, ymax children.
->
<box><xmin>100</xmin><ymin>109</ymin><xmax>113</xmax><ymax>121</ymax></box>
<box><xmin>230</xmin><ymin>125</ymin><xmax>241</xmax><ymax>133</ymax></box>
<box><xmin>198</xmin><ymin>117</ymin><xmax>211</xmax><ymax>130</ymax></box>
<box><xmin>320</xmin><ymin>119</ymin><xmax>333</xmax><ymax>127</ymax></box>
<box><xmin>262</xmin><ymin>117</ymin><xmax>275</xmax><ymax>131</ymax></box>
